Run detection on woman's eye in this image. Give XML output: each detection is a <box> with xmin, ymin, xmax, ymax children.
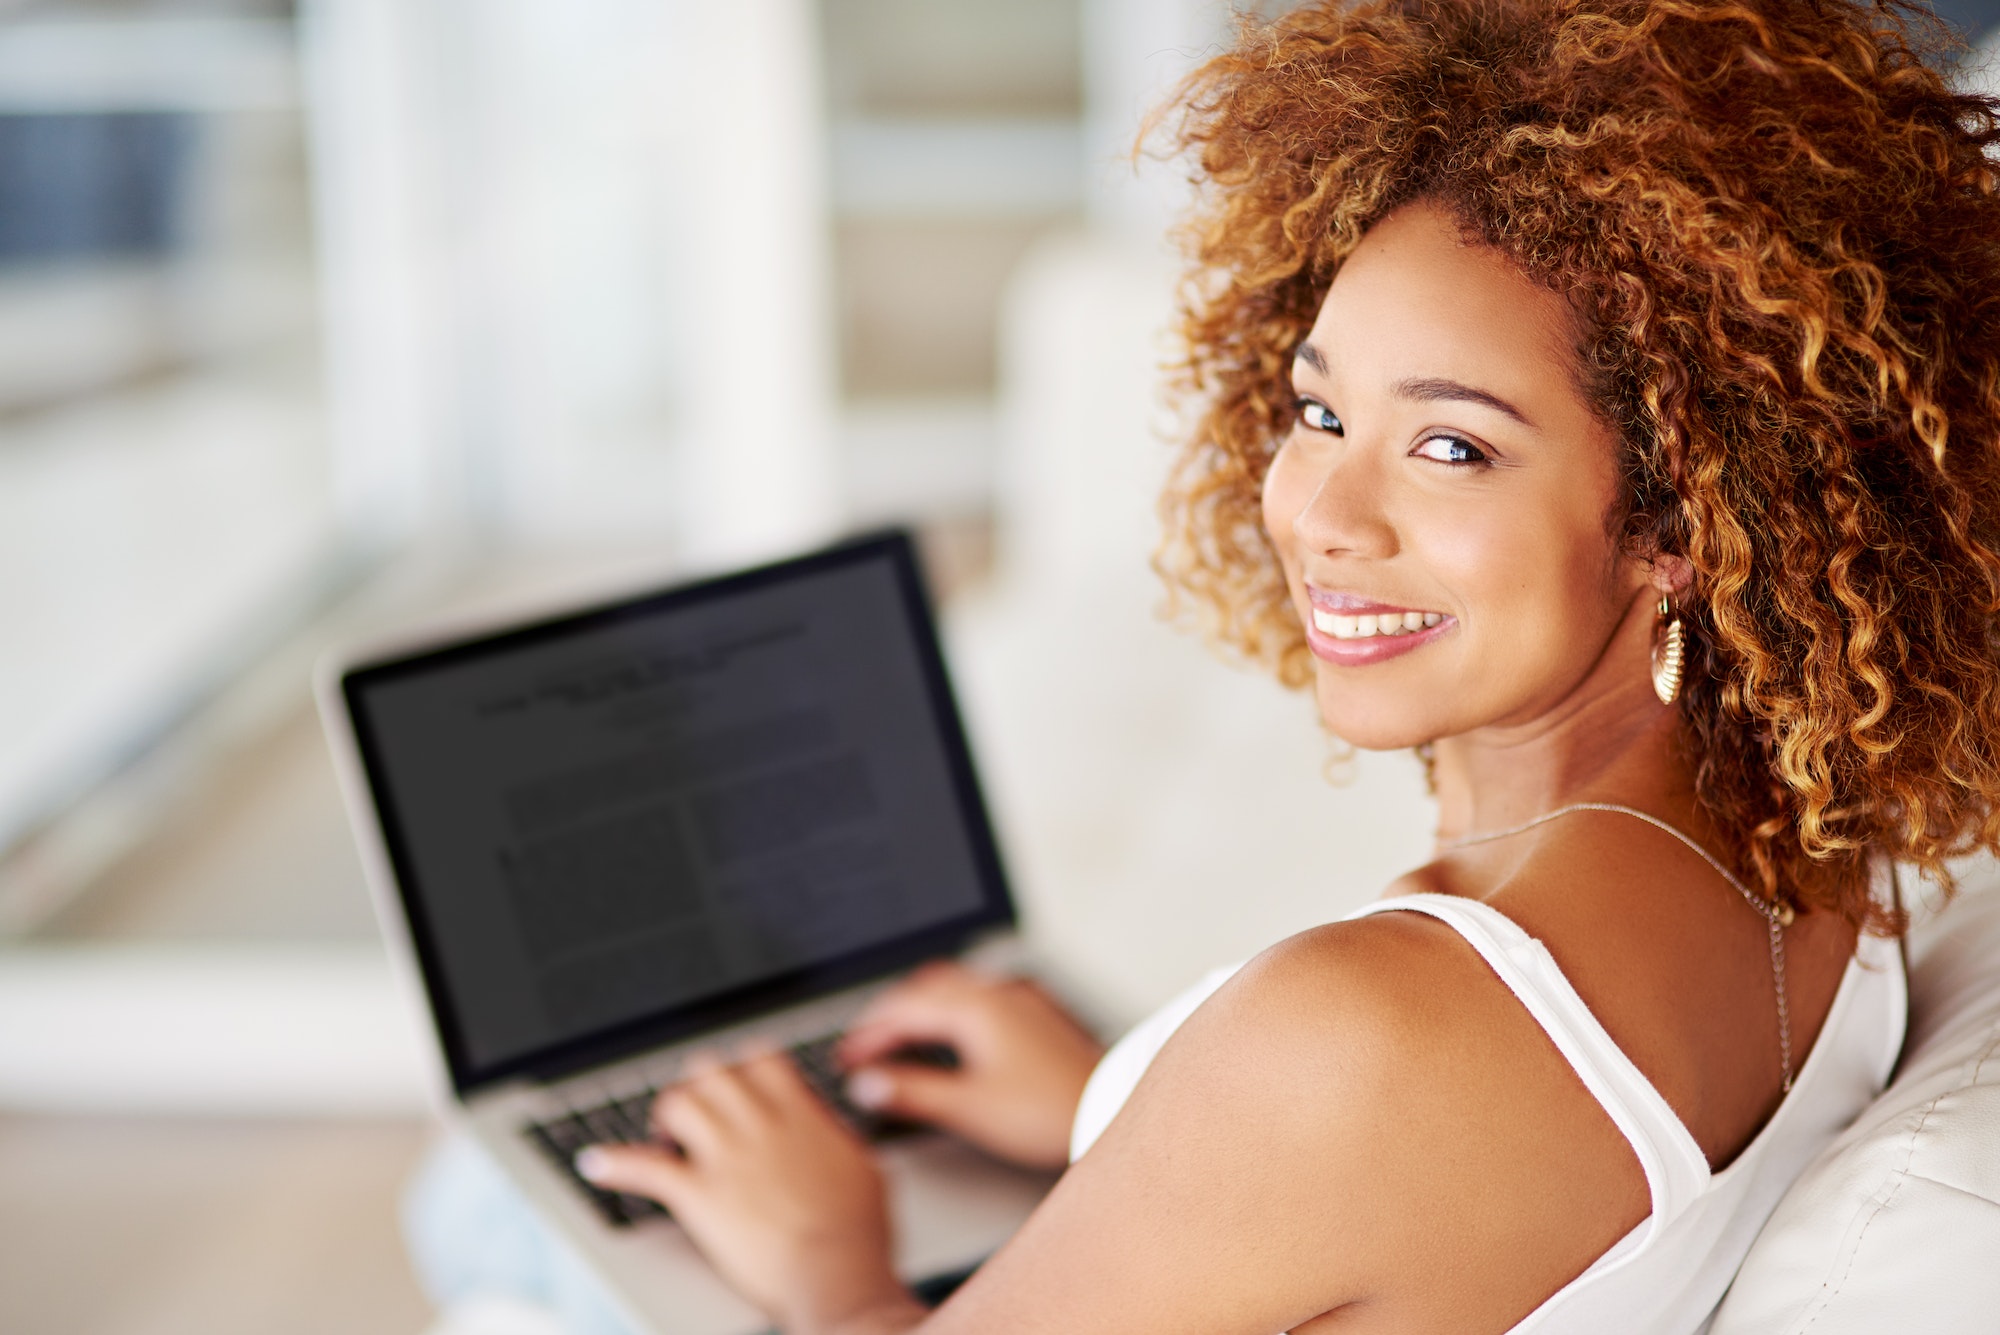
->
<box><xmin>1296</xmin><ymin>398</ymin><xmax>1343</xmax><ymax>435</ymax></box>
<box><xmin>1412</xmin><ymin>434</ymin><xmax>1489</xmax><ymax>466</ymax></box>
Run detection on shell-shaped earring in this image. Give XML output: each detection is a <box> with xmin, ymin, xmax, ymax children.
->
<box><xmin>1651</xmin><ymin>596</ymin><xmax>1685</xmax><ymax>705</ymax></box>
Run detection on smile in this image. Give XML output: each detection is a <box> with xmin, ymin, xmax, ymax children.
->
<box><xmin>1310</xmin><ymin>608</ymin><xmax>1444</xmax><ymax>639</ymax></box>
<box><xmin>1303</xmin><ymin>590</ymin><xmax>1455</xmax><ymax>666</ymax></box>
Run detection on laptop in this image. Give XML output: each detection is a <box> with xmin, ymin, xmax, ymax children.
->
<box><xmin>317</xmin><ymin>530</ymin><xmax>1053</xmax><ymax>1335</ymax></box>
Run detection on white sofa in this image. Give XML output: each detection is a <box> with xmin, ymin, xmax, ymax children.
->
<box><xmin>1710</xmin><ymin>880</ymin><xmax>2000</xmax><ymax>1332</ymax></box>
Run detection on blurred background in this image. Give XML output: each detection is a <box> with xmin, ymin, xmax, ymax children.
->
<box><xmin>1</xmin><ymin>2</ymin><xmax>1994</xmax><ymax>1332</ymax></box>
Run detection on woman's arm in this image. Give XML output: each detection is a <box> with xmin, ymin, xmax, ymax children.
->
<box><xmin>584</xmin><ymin>915</ymin><xmax>1649</xmax><ymax>1334</ymax></box>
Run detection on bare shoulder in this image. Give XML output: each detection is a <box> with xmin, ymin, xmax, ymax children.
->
<box><xmin>1139</xmin><ymin>911</ymin><xmax>1509</xmax><ymax>1109</ymax></box>
<box><xmin>957</xmin><ymin>911</ymin><xmax>1653</xmax><ymax>1334</ymax></box>
<box><xmin>1215</xmin><ymin>908</ymin><xmax>1493</xmax><ymax>1042</ymax></box>
<box><xmin>1151</xmin><ymin>911</ymin><xmax>1587</xmax><ymax>1154</ymax></box>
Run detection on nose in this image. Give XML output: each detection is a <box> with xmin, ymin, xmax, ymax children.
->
<box><xmin>1282</xmin><ymin>437</ymin><xmax>1398</xmax><ymax>563</ymax></box>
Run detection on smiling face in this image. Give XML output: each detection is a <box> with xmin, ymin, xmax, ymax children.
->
<box><xmin>1264</xmin><ymin>201</ymin><xmax>1655</xmax><ymax>751</ymax></box>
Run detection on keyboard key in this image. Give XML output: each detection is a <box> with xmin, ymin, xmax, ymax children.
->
<box><xmin>611</xmin><ymin>1092</ymin><xmax>656</xmax><ymax>1139</ymax></box>
<box><xmin>523</xmin><ymin>1116</ymin><xmax>666</xmax><ymax>1227</ymax></box>
<box><xmin>524</xmin><ymin>1030</ymin><xmax>961</xmax><ymax>1226</ymax></box>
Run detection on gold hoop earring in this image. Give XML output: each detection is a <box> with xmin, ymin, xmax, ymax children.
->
<box><xmin>1652</xmin><ymin>597</ymin><xmax>1685</xmax><ymax>705</ymax></box>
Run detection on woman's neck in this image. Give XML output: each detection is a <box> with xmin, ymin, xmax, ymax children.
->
<box><xmin>1428</xmin><ymin>671</ymin><xmax>1697</xmax><ymax>848</ymax></box>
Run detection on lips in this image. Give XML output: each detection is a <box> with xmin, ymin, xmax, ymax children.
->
<box><xmin>1304</xmin><ymin>589</ymin><xmax>1454</xmax><ymax>666</ymax></box>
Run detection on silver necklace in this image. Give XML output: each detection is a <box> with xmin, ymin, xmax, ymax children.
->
<box><xmin>1442</xmin><ymin>801</ymin><xmax>1794</xmax><ymax>1093</ymax></box>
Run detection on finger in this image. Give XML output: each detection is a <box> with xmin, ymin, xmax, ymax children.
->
<box><xmin>738</xmin><ymin>1047</ymin><xmax>826</xmax><ymax>1113</ymax></box>
<box><xmin>575</xmin><ymin>1142</ymin><xmax>694</xmax><ymax>1206</ymax></box>
<box><xmin>845</xmin><ymin>1061</ymin><xmax>970</xmax><ymax>1126</ymax></box>
<box><xmin>649</xmin><ymin>1055</ymin><xmax>720</xmax><ymax>1134</ymax></box>
<box><xmin>685</xmin><ymin>1055</ymin><xmax>769</xmax><ymax>1122</ymax></box>
<box><xmin>839</xmin><ymin>987</ymin><xmax>981</xmax><ymax>1065</ymax></box>
<box><xmin>655</xmin><ymin>1081</ymin><xmax>731</xmax><ymax>1157</ymax></box>
<box><xmin>727</xmin><ymin>1039</ymin><xmax>788</xmax><ymax>1112</ymax></box>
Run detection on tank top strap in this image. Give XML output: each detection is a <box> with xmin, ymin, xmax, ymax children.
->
<box><xmin>1344</xmin><ymin>892</ymin><xmax>1711</xmax><ymax>1229</ymax></box>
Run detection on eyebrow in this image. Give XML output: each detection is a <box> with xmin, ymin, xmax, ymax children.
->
<box><xmin>1292</xmin><ymin>343</ymin><xmax>1535</xmax><ymax>429</ymax></box>
<box><xmin>1393</xmin><ymin>377</ymin><xmax>1535</xmax><ymax>428</ymax></box>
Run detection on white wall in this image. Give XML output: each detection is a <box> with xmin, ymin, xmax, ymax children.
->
<box><xmin>302</xmin><ymin>0</ymin><xmax>843</xmax><ymax>564</ymax></box>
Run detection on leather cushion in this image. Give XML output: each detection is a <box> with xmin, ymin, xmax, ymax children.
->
<box><xmin>1709</xmin><ymin>878</ymin><xmax>2000</xmax><ymax>1334</ymax></box>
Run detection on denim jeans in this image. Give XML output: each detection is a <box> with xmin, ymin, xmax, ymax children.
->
<box><xmin>403</xmin><ymin>1132</ymin><xmax>644</xmax><ymax>1335</ymax></box>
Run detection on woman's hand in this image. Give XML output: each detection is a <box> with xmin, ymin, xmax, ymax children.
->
<box><xmin>575</xmin><ymin>1049</ymin><xmax>925</xmax><ymax>1335</ymax></box>
<box><xmin>838</xmin><ymin>962</ymin><xmax>1106</xmax><ymax>1171</ymax></box>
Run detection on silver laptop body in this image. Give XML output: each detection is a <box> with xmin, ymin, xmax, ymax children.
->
<box><xmin>317</xmin><ymin>532</ymin><xmax>1051</xmax><ymax>1335</ymax></box>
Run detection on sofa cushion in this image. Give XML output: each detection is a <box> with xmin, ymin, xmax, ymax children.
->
<box><xmin>1709</xmin><ymin>882</ymin><xmax>2000</xmax><ymax>1334</ymax></box>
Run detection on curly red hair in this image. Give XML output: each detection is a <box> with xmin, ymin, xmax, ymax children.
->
<box><xmin>1157</xmin><ymin>0</ymin><xmax>2000</xmax><ymax>931</ymax></box>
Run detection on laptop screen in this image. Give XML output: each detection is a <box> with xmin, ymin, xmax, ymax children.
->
<box><xmin>341</xmin><ymin>532</ymin><xmax>1014</xmax><ymax>1092</ymax></box>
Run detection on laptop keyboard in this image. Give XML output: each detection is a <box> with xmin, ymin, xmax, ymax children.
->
<box><xmin>524</xmin><ymin>1033</ymin><xmax>957</xmax><ymax>1228</ymax></box>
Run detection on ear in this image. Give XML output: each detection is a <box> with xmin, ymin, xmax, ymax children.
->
<box><xmin>1646</xmin><ymin>554</ymin><xmax>1693</xmax><ymax>598</ymax></box>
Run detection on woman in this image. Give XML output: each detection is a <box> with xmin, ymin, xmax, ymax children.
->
<box><xmin>573</xmin><ymin>0</ymin><xmax>2000</xmax><ymax>1330</ymax></box>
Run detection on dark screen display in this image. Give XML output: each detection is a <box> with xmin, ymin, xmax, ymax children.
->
<box><xmin>345</xmin><ymin>538</ymin><xmax>1009</xmax><ymax>1087</ymax></box>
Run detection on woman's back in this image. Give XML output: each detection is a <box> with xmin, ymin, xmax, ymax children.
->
<box><xmin>1071</xmin><ymin>875</ymin><xmax>1905</xmax><ymax>1333</ymax></box>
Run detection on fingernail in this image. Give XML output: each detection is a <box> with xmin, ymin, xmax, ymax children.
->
<box><xmin>847</xmin><ymin>1069</ymin><xmax>893</xmax><ymax>1110</ymax></box>
<box><xmin>574</xmin><ymin>1147</ymin><xmax>612</xmax><ymax>1183</ymax></box>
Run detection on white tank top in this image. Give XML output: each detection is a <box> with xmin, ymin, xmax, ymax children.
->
<box><xmin>1069</xmin><ymin>892</ymin><xmax>1906</xmax><ymax>1335</ymax></box>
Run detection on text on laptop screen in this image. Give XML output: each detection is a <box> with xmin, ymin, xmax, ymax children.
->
<box><xmin>346</xmin><ymin>542</ymin><xmax>1007</xmax><ymax>1084</ymax></box>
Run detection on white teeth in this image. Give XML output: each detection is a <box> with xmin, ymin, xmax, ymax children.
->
<box><xmin>1313</xmin><ymin>607</ymin><xmax>1448</xmax><ymax>640</ymax></box>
